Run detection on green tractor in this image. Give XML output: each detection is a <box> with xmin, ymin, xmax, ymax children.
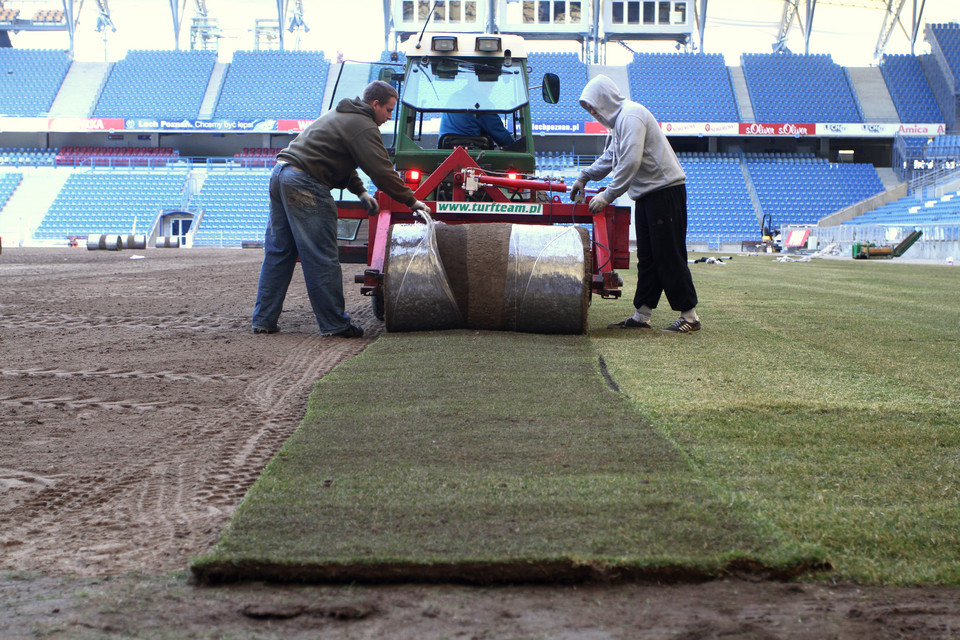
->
<box><xmin>381</xmin><ymin>32</ymin><xmax>559</xmax><ymax>178</ymax></box>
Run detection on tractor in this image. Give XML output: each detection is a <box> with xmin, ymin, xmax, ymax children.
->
<box><xmin>334</xmin><ymin>32</ymin><xmax>631</xmax><ymax>333</ymax></box>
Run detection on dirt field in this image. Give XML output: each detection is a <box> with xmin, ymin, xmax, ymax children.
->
<box><xmin>2</xmin><ymin>247</ymin><xmax>958</xmax><ymax>639</ymax></box>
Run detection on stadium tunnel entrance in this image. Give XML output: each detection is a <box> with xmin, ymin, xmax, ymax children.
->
<box><xmin>158</xmin><ymin>210</ymin><xmax>196</xmax><ymax>248</ymax></box>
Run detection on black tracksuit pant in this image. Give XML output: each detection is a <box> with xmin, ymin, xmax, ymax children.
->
<box><xmin>632</xmin><ymin>183</ymin><xmax>699</xmax><ymax>313</ymax></box>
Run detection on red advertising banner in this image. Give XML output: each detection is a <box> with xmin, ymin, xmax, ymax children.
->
<box><xmin>47</xmin><ymin>117</ymin><xmax>125</xmax><ymax>132</ymax></box>
<box><xmin>584</xmin><ymin>121</ymin><xmax>609</xmax><ymax>134</ymax></box>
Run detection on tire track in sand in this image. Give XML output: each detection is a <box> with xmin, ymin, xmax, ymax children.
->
<box><xmin>0</xmin><ymin>249</ymin><xmax>378</xmax><ymax>576</ymax></box>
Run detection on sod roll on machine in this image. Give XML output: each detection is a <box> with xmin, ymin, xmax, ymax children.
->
<box><xmin>335</xmin><ymin>33</ymin><xmax>631</xmax><ymax>334</ymax></box>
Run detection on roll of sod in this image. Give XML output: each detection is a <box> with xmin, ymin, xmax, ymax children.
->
<box><xmin>122</xmin><ymin>234</ymin><xmax>147</xmax><ymax>250</ymax></box>
<box><xmin>384</xmin><ymin>222</ymin><xmax>590</xmax><ymax>334</ymax></box>
<box><xmin>103</xmin><ymin>234</ymin><xmax>122</xmax><ymax>251</ymax></box>
<box><xmin>156</xmin><ymin>236</ymin><xmax>181</xmax><ymax>248</ymax></box>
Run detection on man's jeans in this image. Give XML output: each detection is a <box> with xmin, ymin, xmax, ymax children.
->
<box><xmin>252</xmin><ymin>163</ymin><xmax>352</xmax><ymax>335</ymax></box>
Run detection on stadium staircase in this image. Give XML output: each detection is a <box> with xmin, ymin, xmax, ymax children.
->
<box><xmin>48</xmin><ymin>62</ymin><xmax>110</xmax><ymax>117</ymax></box>
<box><xmin>846</xmin><ymin>67</ymin><xmax>900</xmax><ymax>122</ymax></box>
<box><xmin>198</xmin><ymin>62</ymin><xmax>230</xmax><ymax>120</ymax></box>
<box><xmin>727</xmin><ymin>66</ymin><xmax>754</xmax><ymax>122</ymax></box>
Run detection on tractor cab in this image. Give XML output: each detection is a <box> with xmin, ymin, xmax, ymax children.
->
<box><xmin>388</xmin><ymin>33</ymin><xmax>558</xmax><ymax>176</ymax></box>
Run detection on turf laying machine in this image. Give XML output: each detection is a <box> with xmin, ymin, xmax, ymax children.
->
<box><xmin>336</xmin><ymin>33</ymin><xmax>631</xmax><ymax>334</ymax></box>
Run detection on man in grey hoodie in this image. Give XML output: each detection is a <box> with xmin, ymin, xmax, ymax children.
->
<box><xmin>252</xmin><ymin>81</ymin><xmax>431</xmax><ymax>338</ymax></box>
<box><xmin>571</xmin><ymin>74</ymin><xmax>700</xmax><ymax>333</ymax></box>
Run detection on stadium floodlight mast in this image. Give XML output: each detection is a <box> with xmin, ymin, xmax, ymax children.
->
<box><xmin>873</xmin><ymin>0</ymin><xmax>927</xmax><ymax>60</ymax></box>
<box><xmin>773</xmin><ymin>0</ymin><xmax>927</xmax><ymax>57</ymax></box>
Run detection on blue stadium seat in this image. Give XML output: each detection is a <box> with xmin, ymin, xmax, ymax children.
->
<box><xmin>34</xmin><ymin>169</ymin><xmax>189</xmax><ymax>239</ymax></box>
<box><xmin>93</xmin><ymin>50</ymin><xmax>216</xmax><ymax>119</ymax></box>
<box><xmin>627</xmin><ymin>53</ymin><xmax>739</xmax><ymax>122</ymax></box>
<box><xmin>741</xmin><ymin>53</ymin><xmax>862</xmax><ymax>123</ymax></box>
<box><xmin>527</xmin><ymin>51</ymin><xmax>587</xmax><ymax>128</ymax></box>
<box><xmin>880</xmin><ymin>54</ymin><xmax>944</xmax><ymax>123</ymax></box>
<box><xmin>746</xmin><ymin>155</ymin><xmax>884</xmax><ymax>228</ymax></box>
<box><xmin>214</xmin><ymin>50</ymin><xmax>329</xmax><ymax>119</ymax></box>
<box><xmin>190</xmin><ymin>169</ymin><xmax>273</xmax><ymax>246</ymax></box>
<box><xmin>0</xmin><ymin>49</ymin><xmax>72</xmax><ymax>116</ymax></box>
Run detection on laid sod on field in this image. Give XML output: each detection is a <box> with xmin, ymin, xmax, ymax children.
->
<box><xmin>593</xmin><ymin>255</ymin><xmax>960</xmax><ymax>585</ymax></box>
<box><xmin>193</xmin><ymin>329</ymin><xmax>821</xmax><ymax>584</ymax></box>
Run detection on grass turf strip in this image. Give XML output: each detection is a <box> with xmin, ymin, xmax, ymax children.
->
<box><xmin>593</xmin><ymin>256</ymin><xmax>960</xmax><ymax>585</ymax></box>
<box><xmin>192</xmin><ymin>331</ymin><xmax>820</xmax><ymax>583</ymax></box>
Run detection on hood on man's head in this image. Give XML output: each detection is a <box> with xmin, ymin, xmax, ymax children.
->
<box><xmin>579</xmin><ymin>75</ymin><xmax>624</xmax><ymax>128</ymax></box>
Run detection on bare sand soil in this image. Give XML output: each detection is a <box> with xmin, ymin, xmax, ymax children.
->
<box><xmin>1</xmin><ymin>247</ymin><xmax>958</xmax><ymax>639</ymax></box>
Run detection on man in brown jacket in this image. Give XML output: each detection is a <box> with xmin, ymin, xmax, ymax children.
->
<box><xmin>251</xmin><ymin>81</ymin><xmax>430</xmax><ymax>337</ymax></box>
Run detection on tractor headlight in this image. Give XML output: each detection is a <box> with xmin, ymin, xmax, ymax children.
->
<box><xmin>475</xmin><ymin>37</ymin><xmax>501</xmax><ymax>52</ymax></box>
<box><xmin>431</xmin><ymin>36</ymin><xmax>458</xmax><ymax>52</ymax></box>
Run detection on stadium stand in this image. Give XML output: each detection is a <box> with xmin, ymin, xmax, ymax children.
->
<box><xmin>880</xmin><ymin>54</ymin><xmax>945</xmax><ymax>123</ymax></box>
<box><xmin>92</xmin><ymin>50</ymin><xmax>216</xmax><ymax>119</ymax></box>
<box><xmin>681</xmin><ymin>154</ymin><xmax>759</xmax><ymax>247</ymax></box>
<box><xmin>844</xmin><ymin>190</ymin><xmax>960</xmax><ymax>225</ymax></box>
<box><xmin>4</xmin><ymin>28</ymin><xmax>956</xmax><ymax>253</ymax></box>
<box><xmin>922</xmin><ymin>24</ymin><xmax>960</xmax><ymax>131</ymax></box>
<box><xmin>213</xmin><ymin>50</ymin><xmax>329</xmax><ymax>119</ymax></box>
<box><xmin>534</xmin><ymin>151</ymin><xmax>577</xmax><ymax>174</ymax></box>
<box><xmin>527</xmin><ymin>52</ymin><xmax>588</xmax><ymax>127</ymax></box>
<box><xmin>234</xmin><ymin>148</ymin><xmax>282</xmax><ymax>168</ymax></box>
<box><xmin>190</xmin><ymin>169</ymin><xmax>272</xmax><ymax>246</ymax></box>
<box><xmin>0</xmin><ymin>171</ymin><xmax>23</xmax><ymax>211</ymax></box>
<box><xmin>925</xmin><ymin>133</ymin><xmax>960</xmax><ymax>157</ymax></box>
<box><xmin>0</xmin><ymin>147</ymin><xmax>57</xmax><ymax>166</ymax></box>
<box><xmin>54</xmin><ymin>146</ymin><xmax>179</xmax><ymax>167</ymax></box>
<box><xmin>0</xmin><ymin>48</ymin><xmax>72</xmax><ymax>116</ymax></box>
<box><xmin>32</xmin><ymin>9</ymin><xmax>65</xmax><ymax>23</ymax></box>
<box><xmin>34</xmin><ymin>169</ymin><xmax>188</xmax><ymax>239</ymax></box>
<box><xmin>745</xmin><ymin>154</ymin><xmax>885</xmax><ymax>228</ymax></box>
<box><xmin>627</xmin><ymin>52</ymin><xmax>739</xmax><ymax>122</ymax></box>
<box><xmin>741</xmin><ymin>53</ymin><xmax>862</xmax><ymax>123</ymax></box>
<box><xmin>928</xmin><ymin>23</ymin><xmax>960</xmax><ymax>85</ymax></box>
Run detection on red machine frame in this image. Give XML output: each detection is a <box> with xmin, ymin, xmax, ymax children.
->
<box><xmin>339</xmin><ymin>147</ymin><xmax>631</xmax><ymax>302</ymax></box>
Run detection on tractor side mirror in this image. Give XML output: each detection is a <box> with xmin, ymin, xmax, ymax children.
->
<box><xmin>378</xmin><ymin>68</ymin><xmax>403</xmax><ymax>83</ymax></box>
<box><xmin>541</xmin><ymin>73</ymin><xmax>560</xmax><ymax>104</ymax></box>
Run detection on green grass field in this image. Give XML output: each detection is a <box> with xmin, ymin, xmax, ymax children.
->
<box><xmin>593</xmin><ymin>256</ymin><xmax>960</xmax><ymax>584</ymax></box>
<box><xmin>193</xmin><ymin>255</ymin><xmax>959</xmax><ymax>586</ymax></box>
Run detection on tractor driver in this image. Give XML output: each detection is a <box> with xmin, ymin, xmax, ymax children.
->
<box><xmin>438</xmin><ymin>78</ymin><xmax>514</xmax><ymax>149</ymax></box>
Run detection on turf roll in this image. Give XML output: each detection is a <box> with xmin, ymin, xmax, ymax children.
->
<box><xmin>385</xmin><ymin>222</ymin><xmax>590</xmax><ymax>334</ymax></box>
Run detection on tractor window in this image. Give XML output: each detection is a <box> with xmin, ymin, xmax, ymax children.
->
<box><xmin>402</xmin><ymin>57</ymin><xmax>527</xmax><ymax>113</ymax></box>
